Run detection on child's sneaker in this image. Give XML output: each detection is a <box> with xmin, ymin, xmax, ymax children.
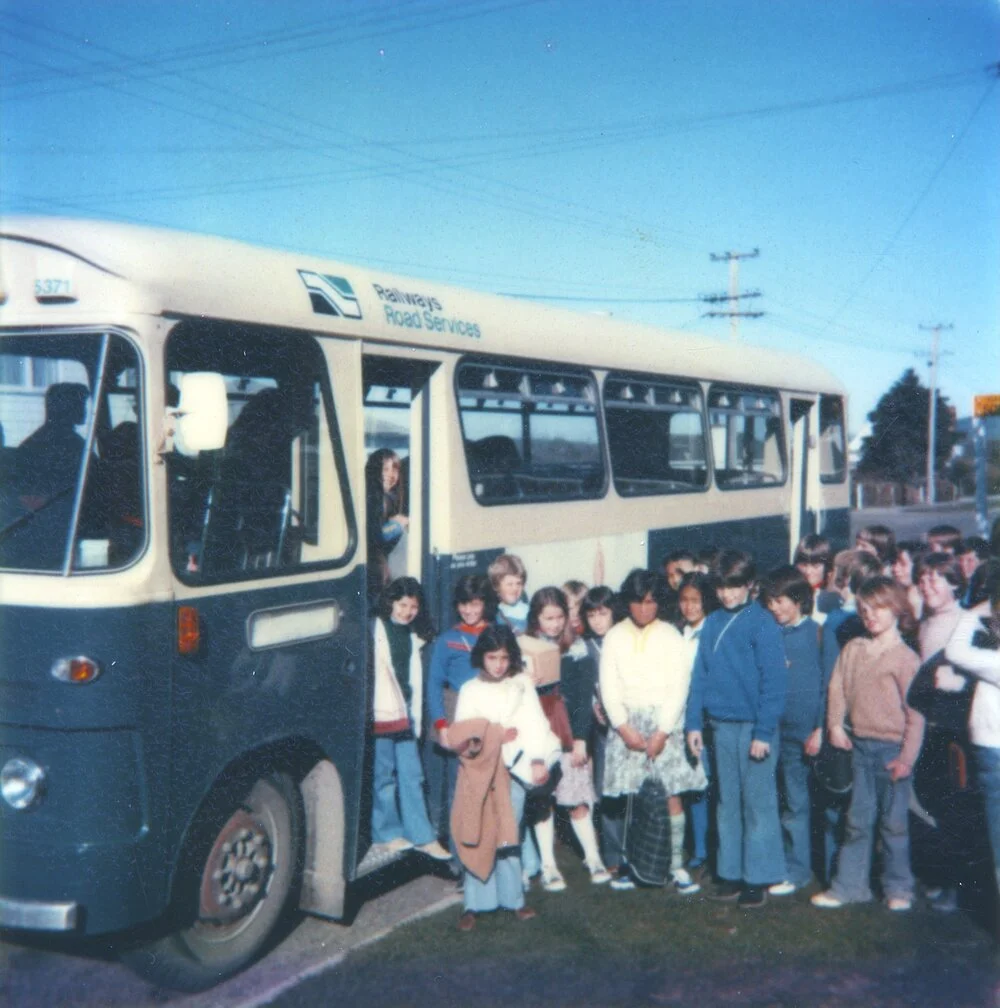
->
<box><xmin>610</xmin><ymin>875</ymin><xmax>636</xmax><ymax>891</ymax></box>
<box><xmin>382</xmin><ymin>837</ymin><xmax>414</xmax><ymax>854</ymax></box>
<box><xmin>587</xmin><ymin>862</ymin><xmax>612</xmax><ymax>885</ymax></box>
<box><xmin>416</xmin><ymin>840</ymin><xmax>451</xmax><ymax>861</ymax></box>
<box><xmin>671</xmin><ymin>868</ymin><xmax>701</xmax><ymax>895</ymax></box>
<box><xmin>768</xmin><ymin>880</ymin><xmax>797</xmax><ymax>896</ymax></box>
<box><xmin>886</xmin><ymin>896</ymin><xmax>912</xmax><ymax>912</ymax></box>
<box><xmin>541</xmin><ymin>867</ymin><xmax>567</xmax><ymax>893</ymax></box>
<box><xmin>738</xmin><ymin>885</ymin><xmax>766</xmax><ymax>908</ymax></box>
<box><xmin>707</xmin><ymin>879</ymin><xmax>742</xmax><ymax>902</ymax></box>
<box><xmin>810</xmin><ymin>890</ymin><xmax>846</xmax><ymax>909</ymax></box>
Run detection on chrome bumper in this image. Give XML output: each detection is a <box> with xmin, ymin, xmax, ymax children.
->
<box><xmin>0</xmin><ymin>896</ymin><xmax>78</xmax><ymax>931</ymax></box>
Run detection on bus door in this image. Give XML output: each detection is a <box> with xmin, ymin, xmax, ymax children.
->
<box><xmin>789</xmin><ymin>397</ymin><xmax>816</xmax><ymax>552</ymax></box>
<box><xmin>361</xmin><ymin>354</ymin><xmax>440</xmax><ymax>602</ymax></box>
<box><xmin>163</xmin><ymin>323</ymin><xmax>365</xmax><ymax>931</ymax></box>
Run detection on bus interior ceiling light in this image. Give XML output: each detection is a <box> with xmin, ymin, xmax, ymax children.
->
<box><xmin>1</xmin><ymin>757</ymin><xmax>46</xmax><ymax>810</ymax></box>
<box><xmin>51</xmin><ymin>656</ymin><xmax>101</xmax><ymax>684</ymax></box>
<box><xmin>482</xmin><ymin>370</ymin><xmax>499</xmax><ymax>390</ymax></box>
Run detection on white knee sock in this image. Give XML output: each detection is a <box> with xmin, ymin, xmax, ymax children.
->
<box><xmin>571</xmin><ymin>811</ymin><xmax>604</xmax><ymax>870</ymax></box>
<box><xmin>670</xmin><ymin>813</ymin><xmax>686</xmax><ymax>873</ymax></box>
<box><xmin>535</xmin><ymin>813</ymin><xmax>557</xmax><ymax>870</ymax></box>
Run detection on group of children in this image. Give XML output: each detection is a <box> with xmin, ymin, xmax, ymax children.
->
<box><xmin>366</xmin><ymin>519</ymin><xmax>1000</xmax><ymax>930</ymax></box>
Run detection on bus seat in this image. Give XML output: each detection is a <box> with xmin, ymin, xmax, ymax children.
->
<box><xmin>200</xmin><ymin>389</ymin><xmax>301</xmax><ymax>574</ymax></box>
<box><xmin>466</xmin><ymin>434</ymin><xmax>521</xmax><ymax>499</ymax></box>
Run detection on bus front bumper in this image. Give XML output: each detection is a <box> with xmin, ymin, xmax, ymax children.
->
<box><xmin>0</xmin><ymin>896</ymin><xmax>78</xmax><ymax>931</ymax></box>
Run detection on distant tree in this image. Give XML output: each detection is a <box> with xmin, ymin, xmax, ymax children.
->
<box><xmin>856</xmin><ymin>368</ymin><xmax>959</xmax><ymax>493</ymax></box>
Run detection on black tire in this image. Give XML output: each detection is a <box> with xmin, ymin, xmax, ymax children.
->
<box><xmin>121</xmin><ymin>771</ymin><xmax>303</xmax><ymax>993</ymax></box>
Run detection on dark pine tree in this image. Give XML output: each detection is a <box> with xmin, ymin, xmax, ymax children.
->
<box><xmin>856</xmin><ymin>368</ymin><xmax>958</xmax><ymax>496</ymax></box>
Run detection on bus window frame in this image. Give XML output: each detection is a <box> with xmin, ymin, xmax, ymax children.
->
<box><xmin>453</xmin><ymin>354</ymin><xmax>608</xmax><ymax>507</ymax></box>
<box><xmin>0</xmin><ymin>324</ymin><xmax>150</xmax><ymax>576</ymax></box>
<box><xmin>165</xmin><ymin>321</ymin><xmax>358</xmax><ymax>588</ymax></box>
<box><xmin>602</xmin><ymin>370</ymin><xmax>710</xmax><ymax>498</ymax></box>
<box><xmin>818</xmin><ymin>393</ymin><xmax>848</xmax><ymax>485</ymax></box>
<box><xmin>707</xmin><ymin>382</ymin><xmax>787</xmax><ymax>491</ymax></box>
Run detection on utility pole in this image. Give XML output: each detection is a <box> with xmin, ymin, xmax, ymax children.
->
<box><xmin>919</xmin><ymin>323</ymin><xmax>953</xmax><ymax>505</ymax></box>
<box><xmin>704</xmin><ymin>249</ymin><xmax>764</xmax><ymax>341</ymax></box>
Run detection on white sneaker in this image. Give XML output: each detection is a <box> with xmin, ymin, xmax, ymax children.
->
<box><xmin>811</xmin><ymin>890</ymin><xmax>845</xmax><ymax>908</ymax></box>
<box><xmin>768</xmin><ymin>880</ymin><xmax>797</xmax><ymax>896</ymax></box>
<box><xmin>416</xmin><ymin>840</ymin><xmax>451</xmax><ymax>861</ymax></box>
<box><xmin>610</xmin><ymin>873</ymin><xmax>636</xmax><ymax>891</ymax></box>
<box><xmin>382</xmin><ymin>837</ymin><xmax>414</xmax><ymax>854</ymax></box>
<box><xmin>671</xmin><ymin>868</ymin><xmax>701</xmax><ymax>895</ymax></box>
<box><xmin>541</xmin><ymin>866</ymin><xmax>567</xmax><ymax>892</ymax></box>
<box><xmin>886</xmin><ymin>896</ymin><xmax>912</xmax><ymax>912</ymax></box>
<box><xmin>588</xmin><ymin>863</ymin><xmax>612</xmax><ymax>885</ymax></box>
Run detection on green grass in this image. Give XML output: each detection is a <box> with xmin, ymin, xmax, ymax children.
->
<box><xmin>273</xmin><ymin>849</ymin><xmax>1000</xmax><ymax>1007</ymax></box>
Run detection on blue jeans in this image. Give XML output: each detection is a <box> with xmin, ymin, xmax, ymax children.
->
<box><xmin>372</xmin><ymin>736</ymin><xmax>436</xmax><ymax>846</ymax></box>
<box><xmin>974</xmin><ymin>744</ymin><xmax>1000</xmax><ymax>895</ymax></box>
<box><xmin>593</xmin><ymin>723</ymin><xmax>627</xmax><ymax>869</ymax></box>
<box><xmin>830</xmin><ymin>737</ymin><xmax>914</xmax><ymax>902</ymax></box>
<box><xmin>711</xmin><ymin>720</ymin><xmax>786</xmax><ymax>886</ymax></box>
<box><xmin>778</xmin><ymin>738</ymin><xmax>814</xmax><ymax>887</ymax></box>
<box><xmin>687</xmin><ymin>740</ymin><xmax>713</xmax><ymax>864</ymax></box>
<box><xmin>464</xmin><ymin>778</ymin><xmax>527</xmax><ymax>912</ymax></box>
<box><xmin>421</xmin><ymin>735</ymin><xmax>459</xmax><ymax>842</ymax></box>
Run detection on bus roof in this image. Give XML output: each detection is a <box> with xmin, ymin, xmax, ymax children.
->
<box><xmin>1</xmin><ymin>216</ymin><xmax>845</xmax><ymax>396</ymax></box>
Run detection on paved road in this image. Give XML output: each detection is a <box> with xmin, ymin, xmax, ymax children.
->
<box><xmin>1</xmin><ymin>861</ymin><xmax>459</xmax><ymax>1008</ymax></box>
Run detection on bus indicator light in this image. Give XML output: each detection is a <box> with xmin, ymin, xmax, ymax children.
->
<box><xmin>178</xmin><ymin>606</ymin><xmax>201</xmax><ymax>655</ymax></box>
<box><xmin>51</xmin><ymin>656</ymin><xmax>101</xmax><ymax>684</ymax></box>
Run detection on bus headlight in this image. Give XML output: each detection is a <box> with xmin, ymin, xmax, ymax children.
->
<box><xmin>1</xmin><ymin>757</ymin><xmax>46</xmax><ymax>810</ymax></box>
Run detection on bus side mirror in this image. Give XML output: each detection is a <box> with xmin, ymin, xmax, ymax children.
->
<box><xmin>171</xmin><ymin>372</ymin><xmax>229</xmax><ymax>456</ymax></box>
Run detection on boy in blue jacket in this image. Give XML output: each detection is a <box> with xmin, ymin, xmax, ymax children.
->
<box><xmin>685</xmin><ymin>550</ymin><xmax>788</xmax><ymax>907</ymax></box>
<box><xmin>760</xmin><ymin>566</ymin><xmax>824</xmax><ymax>895</ymax></box>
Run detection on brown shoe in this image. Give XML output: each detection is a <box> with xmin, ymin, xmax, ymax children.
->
<box><xmin>457</xmin><ymin>911</ymin><xmax>476</xmax><ymax>932</ymax></box>
<box><xmin>514</xmin><ymin>906</ymin><xmax>537</xmax><ymax>922</ymax></box>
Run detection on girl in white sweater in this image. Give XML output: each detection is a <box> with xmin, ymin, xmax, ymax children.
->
<box><xmin>600</xmin><ymin>569</ymin><xmax>707</xmax><ymax>892</ymax></box>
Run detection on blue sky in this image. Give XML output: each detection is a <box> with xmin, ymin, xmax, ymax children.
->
<box><xmin>2</xmin><ymin>0</ymin><xmax>998</xmax><ymax>432</ymax></box>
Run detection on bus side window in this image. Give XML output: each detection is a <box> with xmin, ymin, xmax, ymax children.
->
<box><xmin>165</xmin><ymin>325</ymin><xmax>352</xmax><ymax>582</ymax></box>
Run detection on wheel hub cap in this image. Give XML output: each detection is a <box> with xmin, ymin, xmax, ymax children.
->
<box><xmin>200</xmin><ymin>809</ymin><xmax>272</xmax><ymax>924</ymax></box>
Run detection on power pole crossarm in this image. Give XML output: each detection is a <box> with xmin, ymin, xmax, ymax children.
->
<box><xmin>705</xmin><ymin>249</ymin><xmax>762</xmax><ymax>342</ymax></box>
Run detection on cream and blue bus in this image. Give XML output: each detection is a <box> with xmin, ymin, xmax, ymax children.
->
<box><xmin>0</xmin><ymin>217</ymin><xmax>848</xmax><ymax>989</ymax></box>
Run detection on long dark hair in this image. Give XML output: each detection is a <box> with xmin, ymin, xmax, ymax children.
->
<box><xmin>376</xmin><ymin>576</ymin><xmax>435</xmax><ymax>641</ymax></box>
<box><xmin>676</xmin><ymin>571</ymin><xmax>720</xmax><ymax>623</ymax></box>
<box><xmin>452</xmin><ymin>573</ymin><xmax>497</xmax><ymax>623</ymax></box>
<box><xmin>365</xmin><ymin>448</ymin><xmax>404</xmax><ymax>521</ymax></box>
<box><xmin>526</xmin><ymin>586</ymin><xmax>575</xmax><ymax>653</ymax></box>
<box><xmin>470</xmin><ymin>623</ymin><xmax>524</xmax><ymax>676</ymax></box>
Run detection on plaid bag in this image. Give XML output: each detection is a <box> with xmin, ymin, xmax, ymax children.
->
<box><xmin>625</xmin><ymin>776</ymin><xmax>671</xmax><ymax>886</ymax></box>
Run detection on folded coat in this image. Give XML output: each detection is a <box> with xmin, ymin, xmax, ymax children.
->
<box><xmin>449</xmin><ymin>717</ymin><xmax>519</xmax><ymax>883</ymax></box>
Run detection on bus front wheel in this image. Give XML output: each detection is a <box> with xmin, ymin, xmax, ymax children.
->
<box><xmin>122</xmin><ymin>771</ymin><xmax>303</xmax><ymax>992</ymax></box>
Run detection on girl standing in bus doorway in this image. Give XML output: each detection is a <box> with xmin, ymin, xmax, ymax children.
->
<box><xmin>523</xmin><ymin>587</ymin><xmax>611</xmax><ymax>890</ymax></box>
<box><xmin>451</xmin><ymin>625</ymin><xmax>561</xmax><ymax>931</ymax></box>
<box><xmin>425</xmin><ymin>575</ymin><xmax>496</xmax><ymax>850</ymax></box>
<box><xmin>370</xmin><ymin>577</ymin><xmax>451</xmax><ymax>861</ymax></box>
<box><xmin>365</xmin><ymin>448</ymin><xmax>408</xmax><ymax>598</ymax></box>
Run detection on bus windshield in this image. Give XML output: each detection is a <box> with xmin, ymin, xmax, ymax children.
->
<box><xmin>0</xmin><ymin>331</ymin><xmax>145</xmax><ymax>573</ymax></box>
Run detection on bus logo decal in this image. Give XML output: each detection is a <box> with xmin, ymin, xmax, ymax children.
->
<box><xmin>298</xmin><ymin>270</ymin><xmax>363</xmax><ymax>319</ymax></box>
